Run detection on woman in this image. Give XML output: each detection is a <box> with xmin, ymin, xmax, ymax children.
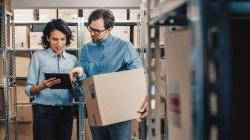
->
<box><xmin>25</xmin><ymin>19</ymin><xmax>79</xmax><ymax>140</ymax></box>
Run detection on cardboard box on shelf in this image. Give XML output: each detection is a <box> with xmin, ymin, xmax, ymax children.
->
<box><xmin>129</xmin><ymin>9</ymin><xmax>140</xmax><ymax>20</ymax></box>
<box><xmin>17</xmin><ymin>104</ymin><xmax>32</xmax><ymax>122</ymax></box>
<box><xmin>0</xmin><ymin>121</ymin><xmax>15</xmax><ymax>140</ymax></box>
<box><xmin>39</xmin><ymin>9</ymin><xmax>57</xmax><ymax>22</ymax></box>
<box><xmin>1</xmin><ymin>117</ymin><xmax>33</xmax><ymax>140</ymax></box>
<box><xmin>112</xmin><ymin>26</ymin><xmax>130</xmax><ymax>42</ymax></box>
<box><xmin>16</xmin><ymin>54</ymin><xmax>31</xmax><ymax>78</ymax></box>
<box><xmin>83</xmin><ymin>68</ymin><xmax>147</xmax><ymax>126</ymax></box>
<box><xmin>0</xmin><ymin>0</ymin><xmax>11</xmax><ymax>12</ymax></box>
<box><xmin>0</xmin><ymin>87</ymin><xmax>15</xmax><ymax>117</ymax></box>
<box><xmin>29</xmin><ymin>32</ymin><xmax>43</xmax><ymax>49</ymax></box>
<box><xmin>0</xmin><ymin>52</ymin><xmax>15</xmax><ymax>84</ymax></box>
<box><xmin>82</xmin><ymin>9</ymin><xmax>127</xmax><ymax>21</ymax></box>
<box><xmin>14</xmin><ymin>9</ymin><xmax>35</xmax><ymax>22</ymax></box>
<box><xmin>15</xmin><ymin>26</ymin><xmax>31</xmax><ymax>49</ymax></box>
<box><xmin>0</xmin><ymin>53</ymin><xmax>3</xmax><ymax>84</ymax></box>
<box><xmin>17</xmin><ymin>122</ymin><xmax>33</xmax><ymax>140</ymax></box>
<box><xmin>165</xmin><ymin>29</ymin><xmax>192</xmax><ymax>140</ymax></box>
<box><xmin>69</xmin><ymin>26</ymin><xmax>78</xmax><ymax>48</ymax></box>
<box><xmin>16</xmin><ymin>80</ymin><xmax>30</xmax><ymax>104</ymax></box>
<box><xmin>0</xmin><ymin>53</ymin><xmax>9</xmax><ymax>84</ymax></box>
<box><xmin>58</xmin><ymin>9</ymin><xmax>78</xmax><ymax>22</ymax></box>
<box><xmin>112</xmin><ymin>9</ymin><xmax>127</xmax><ymax>21</ymax></box>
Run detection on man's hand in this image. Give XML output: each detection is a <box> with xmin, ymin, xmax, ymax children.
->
<box><xmin>69</xmin><ymin>67</ymin><xmax>84</xmax><ymax>77</ymax></box>
<box><xmin>137</xmin><ymin>99</ymin><xmax>148</xmax><ymax>119</ymax></box>
<box><xmin>69</xmin><ymin>67</ymin><xmax>83</xmax><ymax>88</ymax></box>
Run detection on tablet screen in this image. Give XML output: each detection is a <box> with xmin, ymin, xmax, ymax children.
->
<box><xmin>44</xmin><ymin>73</ymin><xmax>72</xmax><ymax>89</ymax></box>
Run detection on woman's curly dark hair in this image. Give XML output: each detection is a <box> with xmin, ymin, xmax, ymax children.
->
<box><xmin>41</xmin><ymin>19</ymin><xmax>73</xmax><ymax>49</ymax></box>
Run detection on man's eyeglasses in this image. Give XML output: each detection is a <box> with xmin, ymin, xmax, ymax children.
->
<box><xmin>87</xmin><ymin>26</ymin><xmax>108</xmax><ymax>35</ymax></box>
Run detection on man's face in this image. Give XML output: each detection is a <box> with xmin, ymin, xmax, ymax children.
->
<box><xmin>88</xmin><ymin>18</ymin><xmax>110</xmax><ymax>42</ymax></box>
<box><xmin>47</xmin><ymin>29</ymin><xmax>66</xmax><ymax>55</ymax></box>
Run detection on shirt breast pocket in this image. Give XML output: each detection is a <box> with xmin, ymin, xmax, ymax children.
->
<box><xmin>61</xmin><ymin>65</ymin><xmax>74</xmax><ymax>73</ymax></box>
<box><xmin>40</xmin><ymin>65</ymin><xmax>56</xmax><ymax>73</ymax></box>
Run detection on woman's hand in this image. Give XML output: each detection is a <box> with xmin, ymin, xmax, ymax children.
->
<box><xmin>41</xmin><ymin>77</ymin><xmax>61</xmax><ymax>89</ymax></box>
<box><xmin>30</xmin><ymin>77</ymin><xmax>60</xmax><ymax>94</ymax></box>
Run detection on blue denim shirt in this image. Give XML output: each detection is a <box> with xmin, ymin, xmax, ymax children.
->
<box><xmin>25</xmin><ymin>48</ymin><xmax>79</xmax><ymax>106</ymax></box>
<box><xmin>80</xmin><ymin>35</ymin><xmax>143</xmax><ymax>77</ymax></box>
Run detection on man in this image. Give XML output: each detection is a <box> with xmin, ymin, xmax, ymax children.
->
<box><xmin>70</xmin><ymin>8</ymin><xmax>147</xmax><ymax>140</ymax></box>
<box><xmin>25</xmin><ymin>19</ymin><xmax>79</xmax><ymax>140</ymax></box>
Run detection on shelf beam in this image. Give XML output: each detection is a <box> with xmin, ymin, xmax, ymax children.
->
<box><xmin>12</xmin><ymin>0</ymin><xmax>140</xmax><ymax>9</ymax></box>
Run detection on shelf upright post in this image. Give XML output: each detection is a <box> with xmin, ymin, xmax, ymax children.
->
<box><xmin>77</xmin><ymin>8</ymin><xmax>85</xmax><ymax>140</ymax></box>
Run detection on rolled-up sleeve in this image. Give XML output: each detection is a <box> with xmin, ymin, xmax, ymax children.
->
<box><xmin>25</xmin><ymin>53</ymin><xmax>39</xmax><ymax>97</ymax></box>
<box><xmin>124</xmin><ymin>42</ymin><xmax>143</xmax><ymax>69</ymax></box>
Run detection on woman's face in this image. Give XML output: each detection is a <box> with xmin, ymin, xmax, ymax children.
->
<box><xmin>47</xmin><ymin>29</ymin><xmax>66</xmax><ymax>55</ymax></box>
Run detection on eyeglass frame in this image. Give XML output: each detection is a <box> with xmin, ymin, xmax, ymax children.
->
<box><xmin>87</xmin><ymin>26</ymin><xmax>109</xmax><ymax>35</ymax></box>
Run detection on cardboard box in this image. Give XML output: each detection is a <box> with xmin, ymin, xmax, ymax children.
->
<box><xmin>112</xmin><ymin>9</ymin><xmax>127</xmax><ymax>21</ymax></box>
<box><xmin>16</xmin><ymin>54</ymin><xmax>30</xmax><ymax>77</ymax></box>
<box><xmin>0</xmin><ymin>52</ymin><xmax>15</xmax><ymax>84</ymax></box>
<box><xmin>82</xmin><ymin>9</ymin><xmax>127</xmax><ymax>21</ymax></box>
<box><xmin>112</xmin><ymin>26</ymin><xmax>130</xmax><ymax>42</ymax></box>
<box><xmin>69</xmin><ymin>26</ymin><xmax>78</xmax><ymax>48</ymax></box>
<box><xmin>58</xmin><ymin>9</ymin><xmax>78</xmax><ymax>22</ymax></box>
<box><xmin>83</xmin><ymin>68</ymin><xmax>147</xmax><ymax>126</ymax></box>
<box><xmin>17</xmin><ymin>122</ymin><xmax>33</xmax><ymax>140</ymax></box>
<box><xmin>1</xmin><ymin>114</ymin><xmax>33</xmax><ymax>140</ymax></box>
<box><xmin>72</xmin><ymin>119</ymin><xmax>92</xmax><ymax>140</ymax></box>
<box><xmin>0</xmin><ymin>0</ymin><xmax>11</xmax><ymax>12</ymax></box>
<box><xmin>29</xmin><ymin>32</ymin><xmax>43</xmax><ymax>49</ymax></box>
<box><xmin>14</xmin><ymin>9</ymin><xmax>35</xmax><ymax>22</ymax></box>
<box><xmin>165</xmin><ymin>29</ymin><xmax>192</xmax><ymax>140</ymax></box>
<box><xmin>15</xmin><ymin>26</ymin><xmax>31</xmax><ymax>49</ymax></box>
<box><xmin>16</xmin><ymin>80</ymin><xmax>30</xmax><ymax>104</ymax></box>
<box><xmin>39</xmin><ymin>9</ymin><xmax>57</xmax><ymax>22</ymax></box>
<box><xmin>0</xmin><ymin>53</ymin><xmax>3</xmax><ymax>84</ymax></box>
<box><xmin>17</xmin><ymin>104</ymin><xmax>33</xmax><ymax>122</ymax></box>
<box><xmin>0</xmin><ymin>87</ymin><xmax>15</xmax><ymax>117</ymax></box>
<box><xmin>130</xmin><ymin>9</ymin><xmax>140</xmax><ymax>20</ymax></box>
<box><xmin>0</xmin><ymin>122</ymin><xmax>15</xmax><ymax>140</ymax></box>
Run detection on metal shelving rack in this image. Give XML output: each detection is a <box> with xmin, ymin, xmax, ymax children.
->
<box><xmin>189</xmin><ymin>0</ymin><xmax>250</xmax><ymax>140</ymax></box>
<box><xmin>0</xmin><ymin>0</ymin><xmax>17</xmax><ymax>139</ymax></box>
<box><xmin>146</xmin><ymin>0</ymin><xmax>188</xmax><ymax>140</ymax></box>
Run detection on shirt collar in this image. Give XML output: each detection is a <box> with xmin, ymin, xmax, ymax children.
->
<box><xmin>95</xmin><ymin>35</ymin><xmax>113</xmax><ymax>46</ymax></box>
<box><xmin>46</xmin><ymin>48</ymin><xmax>66</xmax><ymax>59</ymax></box>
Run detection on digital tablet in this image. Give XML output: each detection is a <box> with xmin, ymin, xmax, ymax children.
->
<box><xmin>44</xmin><ymin>73</ymin><xmax>72</xmax><ymax>89</ymax></box>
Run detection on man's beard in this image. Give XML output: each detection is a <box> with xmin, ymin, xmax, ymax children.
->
<box><xmin>91</xmin><ymin>37</ymin><xmax>105</xmax><ymax>43</ymax></box>
<box><xmin>92</xmin><ymin>38</ymin><xmax>102</xmax><ymax>42</ymax></box>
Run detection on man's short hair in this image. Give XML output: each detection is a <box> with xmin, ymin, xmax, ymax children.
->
<box><xmin>88</xmin><ymin>8</ymin><xmax>115</xmax><ymax>29</ymax></box>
